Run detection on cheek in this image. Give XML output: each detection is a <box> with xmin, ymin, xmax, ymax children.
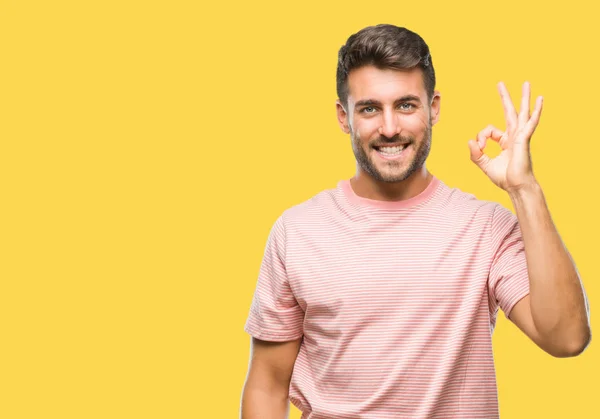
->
<box><xmin>400</xmin><ymin>114</ymin><xmax>430</xmax><ymax>137</ymax></box>
<box><xmin>404</xmin><ymin>113</ymin><xmax>429</xmax><ymax>128</ymax></box>
<box><xmin>416</xmin><ymin>112</ymin><xmax>432</xmax><ymax>128</ymax></box>
<box><xmin>354</xmin><ymin>120</ymin><xmax>380</xmax><ymax>142</ymax></box>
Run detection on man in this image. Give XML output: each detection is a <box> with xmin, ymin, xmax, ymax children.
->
<box><xmin>240</xmin><ymin>24</ymin><xmax>591</xmax><ymax>418</ymax></box>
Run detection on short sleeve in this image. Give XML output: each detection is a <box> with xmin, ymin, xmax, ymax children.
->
<box><xmin>244</xmin><ymin>215</ymin><xmax>305</xmax><ymax>341</ymax></box>
<box><xmin>488</xmin><ymin>204</ymin><xmax>530</xmax><ymax>319</ymax></box>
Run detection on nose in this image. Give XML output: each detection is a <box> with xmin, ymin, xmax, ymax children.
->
<box><xmin>378</xmin><ymin>109</ymin><xmax>400</xmax><ymax>138</ymax></box>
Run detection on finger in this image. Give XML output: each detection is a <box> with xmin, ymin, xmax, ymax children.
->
<box><xmin>525</xmin><ymin>95</ymin><xmax>544</xmax><ymax>136</ymax></box>
<box><xmin>476</xmin><ymin>124</ymin><xmax>505</xmax><ymax>149</ymax></box>
<box><xmin>498</xmin><ymin>82</ymin><xmax>518</xmax><ymax>132</ymax></box>
<box><xmin>518</xmin><ymin>81</ymin><xmax>531</xmax><ymax>126</ymax></box>
<box><xmin>468</xmin><ymin>139</ymin><xmax>491</xmax><ymax>172</ymax></box>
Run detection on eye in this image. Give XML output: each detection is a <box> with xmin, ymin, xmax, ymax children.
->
<box><xmin>361</xmin><ymin>106</ymin><xmax>377</xmax><ymax>114</ymax></box>
<box><xmin>398</xmin><ymin>103</ymin><xmax>415</xmax><ymax>111</ymax></box>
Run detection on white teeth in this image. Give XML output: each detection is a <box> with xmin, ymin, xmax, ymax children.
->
<box><xmin>379</xmin><ymin>146</ymin><xmax>405</xmax><ymax>154</ymax></box>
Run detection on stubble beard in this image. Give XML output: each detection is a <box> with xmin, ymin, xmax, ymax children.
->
<box><xmin>350</xmin><ymin>121</ymin><xmax>432</xmax><ymax>183</ymax></box>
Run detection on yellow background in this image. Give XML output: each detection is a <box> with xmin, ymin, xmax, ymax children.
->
<box><xmin>1</xmin><ymin>0</ymin><xmax>597</xmax><ymax>417</ymax></box>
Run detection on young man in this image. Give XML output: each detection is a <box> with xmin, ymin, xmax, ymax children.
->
<box><xmin>240</xmin><ymin>24</ymin><xmax>591</xmax><ymax>418</ymax></box>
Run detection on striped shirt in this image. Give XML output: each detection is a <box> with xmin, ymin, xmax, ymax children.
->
<box><xmin>245</xmin><ymin>176</ymin><xmax>530</xmax><ymax>418</ymax></box>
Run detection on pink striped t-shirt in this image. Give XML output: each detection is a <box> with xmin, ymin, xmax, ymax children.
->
<box><xmin>245</xmin><ymin>175</ymin><xmax>530</xmax><ymax>418</ymax></box>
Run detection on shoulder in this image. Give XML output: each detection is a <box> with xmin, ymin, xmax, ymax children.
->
<box><xmin>435</xmin><ymin>180</ymin><xmax>500</xmax><ymax>219</ymax></box>
<box><xmin>278</xmin><ymin>184</ymin><xmax>342</xmax><ymax>228</ymax></box>
<box><xmin>434</xmin><ymin>180</ymin><xmax>522</xmax><ymax>239</ymax></box>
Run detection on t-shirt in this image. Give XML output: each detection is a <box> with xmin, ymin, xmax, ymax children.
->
<box><xmin>244</xmin><ymin>176</ymin><xmax>530</xmax><ymax>419</ymax></box>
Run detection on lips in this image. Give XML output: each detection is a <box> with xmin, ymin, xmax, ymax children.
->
<box><xmin>372</xmin><ymin>142</ymin><xmax>410</xmax><ymax>149</ymax></box>
<box><xmin>372</xmin><ymin>143</ymin><xmax>410</xmax><ymax>160</ymax></box>
<box><xmin>376</xmin><ymin>145</ymin><xmax>405</xmax><ymax>155</ymax></box>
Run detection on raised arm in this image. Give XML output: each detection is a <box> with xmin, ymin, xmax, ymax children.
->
<box><xmin>468</xmin><ymin>81</ymin><xmax>591</xmax><ymax>357</ymax></box>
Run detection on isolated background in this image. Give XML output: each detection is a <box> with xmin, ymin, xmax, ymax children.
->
<box><xmin>1</xmin><ymin>0</ymin><xmax>597</xmax><ymax>417</ymax></box>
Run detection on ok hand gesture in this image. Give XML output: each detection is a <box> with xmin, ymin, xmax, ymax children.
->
<box><xmin>468</xmin><ymin>82</ymin><xmax>543</xmax><ymax>193</ymax></box>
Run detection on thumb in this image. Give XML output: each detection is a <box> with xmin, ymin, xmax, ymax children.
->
<box><xmin>468</xmin><ymin>139</ymin><xmax>490</xmax><ymax>172</ymax></box>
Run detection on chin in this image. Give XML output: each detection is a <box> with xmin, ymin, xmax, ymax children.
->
<box><xmin>376</xmin><ymin>165</ymin><xmax>409</xmax><ymax>182</ymax></box>
<box><xmin>373</xmin><ymin>169</ymin><xmax>411</xmax><ymax>183</ymax></box>
<box><xmin>381</xmin><ymin>174</ymin><xmax>410</xmax><ymax>183</ymax></box>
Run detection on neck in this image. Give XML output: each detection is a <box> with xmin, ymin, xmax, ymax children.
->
<box><xmin>350</xmin><ymin>166</ymin><xmax>432</xmax><ymax>202</ymax></box>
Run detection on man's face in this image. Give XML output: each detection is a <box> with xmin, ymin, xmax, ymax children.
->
<box><xmin>336</xmin><ymin>66</ymin><xmax>441</xmax><ymax>183</ymax></box>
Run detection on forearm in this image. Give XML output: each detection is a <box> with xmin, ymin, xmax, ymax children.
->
<box><xmin>241</xmin><ymin>376</ymin><xmax>290</xmax><ymax>419</ymax></box>
<box><xmin>509</xmin><ymin>183</ymin><xmax>591</xmax><ymax>352</ymax></box>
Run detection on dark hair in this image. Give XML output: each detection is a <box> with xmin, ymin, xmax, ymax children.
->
<box><xmin>336</xmin><ymin>24</ymin><xmax>436</xmax><ymax>108</ymax></box>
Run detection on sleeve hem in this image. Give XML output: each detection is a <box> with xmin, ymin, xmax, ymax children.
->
<box><xmin>503</xmin><ymin>290</ymin><xmax>530</xmax><ymax>319</ymax></box>
<box><xmin>244</xmin><ymin>325</ymin><xmax>303</xmax><ymax>342</ymax></box>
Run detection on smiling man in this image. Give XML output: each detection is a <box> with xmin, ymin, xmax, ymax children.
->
<box><xmin>240</xmin><ymin>24</ymin><xmax>591</xmax><ymax>418</ymax></box>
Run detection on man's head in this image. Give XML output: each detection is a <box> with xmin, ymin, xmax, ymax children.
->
<box><xmin>336</xmin><ymin>24</ymin><xmax>441</xmax><ymax>183</ymax></box>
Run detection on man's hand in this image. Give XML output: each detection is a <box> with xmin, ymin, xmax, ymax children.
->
<box><xmin>468</xmin><ymin>81</ymin><xmax>543</xmax><ymax>193</ymax></box>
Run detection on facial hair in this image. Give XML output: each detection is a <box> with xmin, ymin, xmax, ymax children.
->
<box><xmin>350</xmin><ymin>120</ymin><xmax>432</xmax><ymax>183</ymax></box>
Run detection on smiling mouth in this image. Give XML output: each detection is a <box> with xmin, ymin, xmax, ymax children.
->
<box><xmin>372</xmin><ymin>144</ymin><xmax>409</xmax><ymax>158</ymax></box>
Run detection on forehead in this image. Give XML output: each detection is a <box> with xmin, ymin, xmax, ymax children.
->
<box><xmin>346</xmin><ymin>66</ymin><xmax>426</xmax><ymax>104</ymax></box>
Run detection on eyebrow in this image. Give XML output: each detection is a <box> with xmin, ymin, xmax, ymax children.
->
<box><xmin>355</xmin><ymin>95</ymin><xmax>422</xmax><ymax>107</ymax></box>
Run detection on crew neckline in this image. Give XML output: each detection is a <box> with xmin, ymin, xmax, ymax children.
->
<box><xmin>339</xmin><ymin>176</ymin><xmax>440</xmax><ymax>210</ymax></box>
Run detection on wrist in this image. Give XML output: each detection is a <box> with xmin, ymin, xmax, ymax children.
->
<box><xmin>507</xmin><ymin>181</ymin><xmax>544</xmax><ymax>206</ymax></box>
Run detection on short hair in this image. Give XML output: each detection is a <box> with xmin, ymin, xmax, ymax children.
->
<box><xmin>336</xmin><ymin>24</ymin><xmax>436</xmax><ymax>108</ymax></box>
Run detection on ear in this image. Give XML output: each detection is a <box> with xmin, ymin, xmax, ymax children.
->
<box><xmin>336</xmin><ymin>99</ymin><xmax>351</xmax><ymax>134</ymax></box>
<box><xmin>430</xmin><ymin>90</ymin><xmax>441</xmax><ymax>126</ymax></box>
